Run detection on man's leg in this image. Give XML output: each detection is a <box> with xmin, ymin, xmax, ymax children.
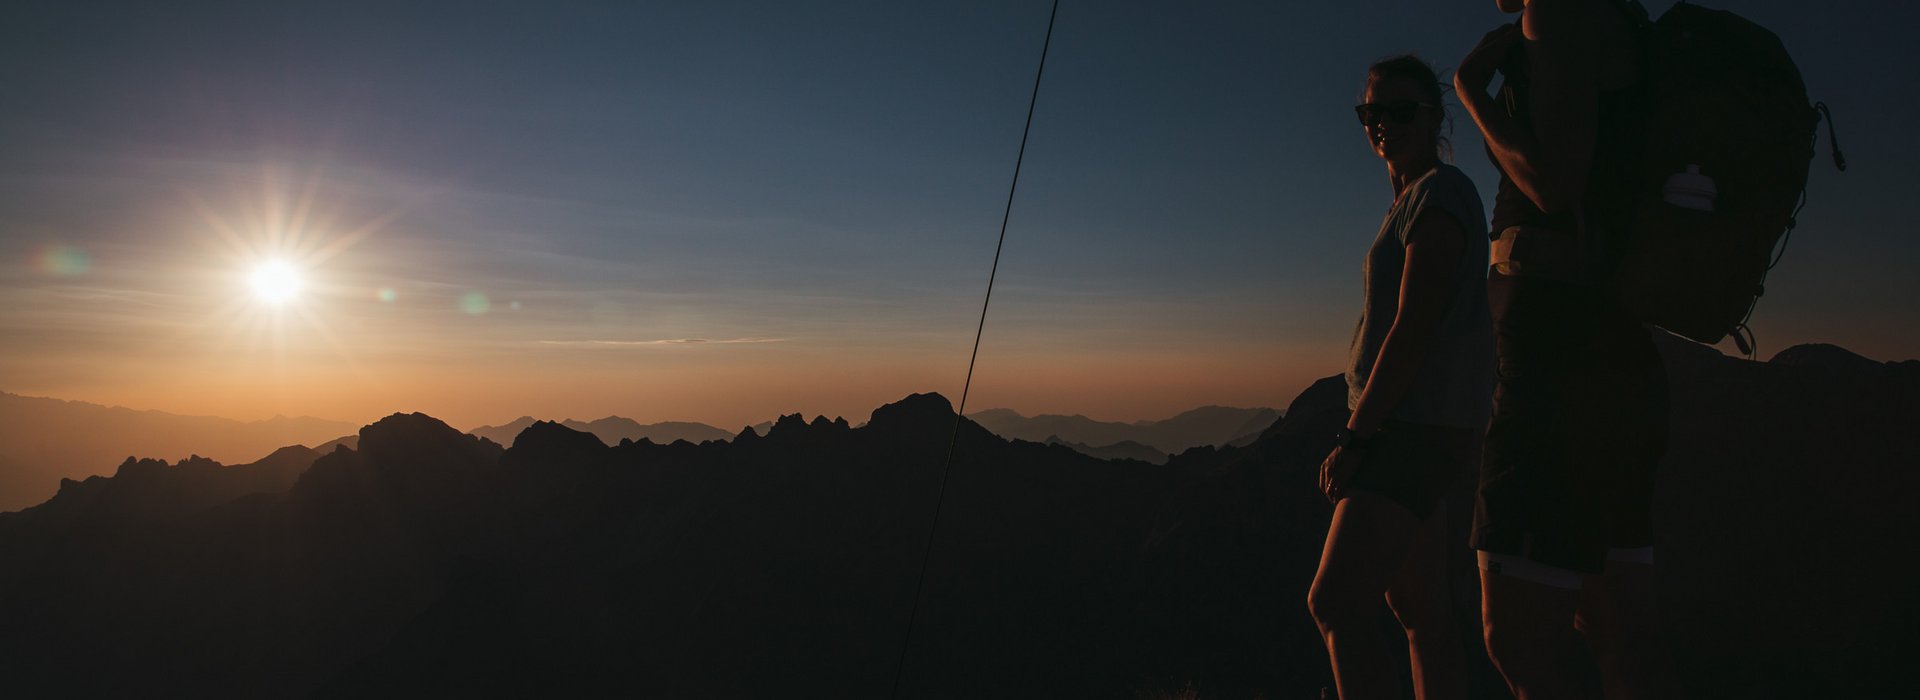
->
<box><xmin>1578</xmin><ymin>551</ymin><xmax>1684</xmax><ymax>699</ymax></box>
<box><xmin>1475</xmin><ymin>273</ymin><xmax>1598</xmax><ymax>697</ymax></box>
<box><xmin>1479</xmin><ymin>554</ymin><xmax>1583</xmax><ymax>700</ymax></box>
<box><xmin>1577</xmin><ymin>314</ymin><xmax>1679</xmax><ymax>698</ymax></box>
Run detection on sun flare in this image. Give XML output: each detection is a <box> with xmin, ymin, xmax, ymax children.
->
<box><xmin>248</xmin><ymin>260</ymin><xmax>304</xmax><ymax>304</ymax></box>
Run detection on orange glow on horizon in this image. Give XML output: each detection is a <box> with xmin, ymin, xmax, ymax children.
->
<box><xmin>21</xmin><ymin>339</ymin><xmax>1334</xmax><ymax>435</ymax></box>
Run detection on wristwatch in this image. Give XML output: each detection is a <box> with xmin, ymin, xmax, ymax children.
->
<box><xmin>1334</xmin><ymin>426</ymin><xmax>1381</xmax><ymax>449</ymax></box>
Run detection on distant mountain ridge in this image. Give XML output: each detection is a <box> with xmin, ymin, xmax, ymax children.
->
<box><xmin>16</xmin><ymin>445</ymin><xmax>330</xmax><ymax>525</ymax></box>
<box><xmin>968</xmin><ymin>405</ymin><xmax>1280</xmax><ymax>454</ymax></box>
<box><xmin>0</xmin><ymin>392</ymin><xmax>356</xmax><ymax>513</ymax></box>
<box><xmin>468</xmin><ymin>416</ymin><xmax>733</xmax><ymax>447</ymax></box>
<box><xmin>1041</xmin><ymin>436</ymin><xmax>1169</xmax><ymax>464</ymax></box>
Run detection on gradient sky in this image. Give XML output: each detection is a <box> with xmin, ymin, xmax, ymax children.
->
<box><xmin>3</xmin><ymin>0</ymin><xmax>1914</xmax><ymax>430</ymax></box>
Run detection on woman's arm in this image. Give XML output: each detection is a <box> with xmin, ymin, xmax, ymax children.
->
<box><xmin>1346</xmin><ymin>208</ymin><xmax>1467</xmax><ymax>435</ymax></box>
<box><xmin>1456</xmin><ymin>0</ymin><xmax>1598</xmax><ymax>215</ymax></box>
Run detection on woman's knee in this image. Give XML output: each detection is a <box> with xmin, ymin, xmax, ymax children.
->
<box><xmin>1307</xmin><ymin>579</ymin><xmax>1366</xmax><ymax>632</ymax></box>
<box><xmin>1386</xmin><ymin>584</ymin><xmax>1453</xmax><ymax>636</ymax></box>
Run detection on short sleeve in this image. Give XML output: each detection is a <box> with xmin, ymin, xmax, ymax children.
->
<box><xmin>1400</xmin><ymin>168</ymin><xmax>1484</xmax><ymax>247</ymax></box>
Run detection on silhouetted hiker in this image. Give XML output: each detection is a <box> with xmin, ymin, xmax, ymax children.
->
<box><xmin>1308</xmin><ymin>54</ymin><xmax>1494</xmax><ymax>700</ymax></box>
<box><xmin>1456</xmin><ymin>0</ymin><xmax>1679</xmax><ymax>696</ymax></box>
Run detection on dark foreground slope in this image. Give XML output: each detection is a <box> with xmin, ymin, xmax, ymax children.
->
<box><xmin>0</xmin><ymin>338</ymin><xmax>1913</xmax><ymax>698</ymax></box>
<box><xmin>1653</xmin><ymin>340</ymin><xmax>1920</xmax><ymax>697</ymax></box>
<box><xmin>0</xmin><ymin>392</ymin><xmax>1340</xmax><ymax>699</ymax></box>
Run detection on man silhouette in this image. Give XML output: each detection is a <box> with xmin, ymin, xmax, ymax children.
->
<box><xmin>1455</xmin><ymin>0</ymin><xmax>1681</xmax><ymax>697</ymax></box>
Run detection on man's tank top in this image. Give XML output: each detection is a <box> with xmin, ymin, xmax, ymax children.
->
<box><xmin>1487</xmin><ymin>5</ymin><xmax>1644</xmax><ymax>259</ymax></box>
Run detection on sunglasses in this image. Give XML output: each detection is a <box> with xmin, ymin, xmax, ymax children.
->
<box><xmin>1353</xmin><ymin>100</ymin><xmax>1434</xmax><ymax>126</ymax></box>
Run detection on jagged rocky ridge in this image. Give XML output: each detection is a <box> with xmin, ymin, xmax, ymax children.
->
<box><xmin>467</xmin><ymin>415</ymin><xmax>734</xmax><ymax>449</ymax></box>
<box><xmin>0</xmin><ymin>338</ymin><xmax>1913</xmax><ymax>698</ymax></box>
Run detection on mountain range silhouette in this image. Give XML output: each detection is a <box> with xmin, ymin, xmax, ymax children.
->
<box><xmin>0</xmin><ymin>337</ymin><xmax>1912</xmax><ymax>697</ymax></box>
<box><xmin>0</xmin><ymin>392</ymin><xmax>356</xmax><ymax>512</ymax></box>
<box><xmin>0</xmin><ymin>398</ymin><xmax>1272</xmax><ymax>513</ymax></box>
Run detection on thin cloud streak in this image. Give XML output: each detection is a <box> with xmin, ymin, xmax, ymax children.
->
<box><xmin>538</xmin><ymin>337</ymin><xmax>788</xmax><ymax>347</ymax></box>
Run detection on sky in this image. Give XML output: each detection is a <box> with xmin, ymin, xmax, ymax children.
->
<box><xmin>2</xmin><ymin>0</ymin><xmax>1915</xmax><ymax>431</ymax></box>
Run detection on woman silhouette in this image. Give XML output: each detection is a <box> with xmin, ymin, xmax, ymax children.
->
<box><xmin>1306</xmin><ymin>55</ymin><xmax>1494</xmax><ymax>700</ymax></box>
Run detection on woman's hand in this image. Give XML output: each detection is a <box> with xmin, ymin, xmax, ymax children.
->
<box><xmin>1319</xmin><ymin>444</ymin><xmax>1366</xmax><ymax>503</ymax></box>
<box><xmin>1456</xmin><ymin>24</ymin><xmax>1523</xmax><ymax>97</ymax></box>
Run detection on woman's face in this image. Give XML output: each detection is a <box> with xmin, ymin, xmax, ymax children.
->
<box><xmin>1360</xmin><ymin>76</ymin><xmax>1438</xmax><ymax>165</ymax></box>
<box><xmin>1496</xmin><ymin>0</ymin><xmax>1525</xmax><ymax>13</ymax></box>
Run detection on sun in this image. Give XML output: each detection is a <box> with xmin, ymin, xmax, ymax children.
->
<box><xmin>248</xmin><ymin>260</ymin><xmax>304</xmax><ymax>304</ymax></box>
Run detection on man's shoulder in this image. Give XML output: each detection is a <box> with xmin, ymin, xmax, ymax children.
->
<box><xmin>1523</xmin><ymin>0</ymin><xmax>1630</xmax><ymax>44</ymax></box>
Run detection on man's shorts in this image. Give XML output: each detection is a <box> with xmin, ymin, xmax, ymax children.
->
<box><xmin>1348</xmin><ymin>420</ymin><xmax>1479</xmax><ymax>520</ymax></box>
<box><xmin>1472</xmin><ymin>271</ymin><xmax>1670</xmax><ymax>577</ymax></box>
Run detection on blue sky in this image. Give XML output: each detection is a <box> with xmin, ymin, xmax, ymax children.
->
<box><xmin>1</xmin><ymin>0</ymin><xmax>1912</xmax><ymax>428</ymax></box>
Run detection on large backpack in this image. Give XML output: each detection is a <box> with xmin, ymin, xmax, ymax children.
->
<box><xmin>1604</xmin><ymin>0</ymin><xmax>1844</xmax><ymax>350</ymax></box>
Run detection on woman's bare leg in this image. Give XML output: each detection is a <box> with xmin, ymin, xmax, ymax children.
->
<box><xmin>1386</xmin><ymin>502</ymin><xmax>1466</xmax><ymax>700</ymax></box>
<box><xmin>1309</xmin><ymin>491</ymin><xmax>1421</xmax><ymax>700</ymax></box>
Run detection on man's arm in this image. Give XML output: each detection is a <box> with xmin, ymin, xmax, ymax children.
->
<box><xmin>1456</xmin><ymin>0</ymin><xmax>1599</xmax><ymax>215</ymax></box>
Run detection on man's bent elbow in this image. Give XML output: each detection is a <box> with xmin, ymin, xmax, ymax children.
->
<box><xmin>1522</xmin><ymin>186</ymin><xmax>1578</xmax><ymax>217</ymax></box>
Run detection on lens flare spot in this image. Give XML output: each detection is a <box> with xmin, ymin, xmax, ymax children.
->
<box><xmin>509</xmin><ymin>301</ymin><xmax>522</xmax><ymax>311</ymax></box>
<box><xmin>38</xmin><ymin>246</ymin><xmax>92</xmax><ymax>276</ymax></box>
<box><xmin>459</xmin><ymin>291</ymin><xmax>491</xmax><ymax>315</ymax></box>
<box><xmin>248</xmin><ymin>260</ymin><xmax>303</xmax><ymax>304</ymax></box>
<box><xmin>378</xmin><ymin>288</ymin><xmax>398</xmax><ymax>303</ymax></box>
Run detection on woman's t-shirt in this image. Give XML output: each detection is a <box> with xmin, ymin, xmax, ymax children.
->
<box><xmin>1346</xmin><ymin>164</ymin><xmax>1496</xmax><ymax>429</ymax></box>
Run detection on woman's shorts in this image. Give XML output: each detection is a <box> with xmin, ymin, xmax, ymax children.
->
<box><xmin>1349</xmin><ymin>420</ymin><xmax>1480</xmax><ymax>520</ymax></box>
<box><xmin>1471</xmin><ymin>271</ymin><xmax>1670</xmax><ymax>575</ymax></box>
